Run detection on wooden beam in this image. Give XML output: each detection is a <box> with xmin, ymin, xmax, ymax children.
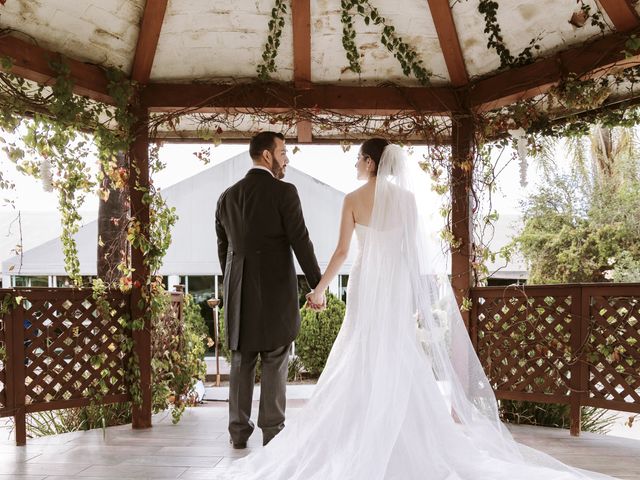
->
<box><xmin>0</xmin><ymin>35</ymin><xmax>112</xmax><ymax>104</ymax></box>
<box><xmin>296</xmin><ymin>120</ymin><xmax>313</xmax><ymax>143</ymax></box>
<box><xmin>131</xmin><ymin>0</ymin><xmax>169</xmax><ymax>83</ymax></box>
<box><xmin>469</xmin><ymin>28</ymin><xmax>640</xmax><ymax>111</ymax></box>
<box><xmin>141</xmin><ymin>83</ymin><xmax>462</xmax><ymax>113</ymax></box>
<box><xmin>292</xmin><ymin>0</ymin><xmax>311</xmax><ymax>88</ymax></box>
<box><xmin>292</xmin><ymin>0</ymin><xmax>313</xmax><ymax>142</ymax></box>
<box><xmin>597</xmin><ymin>0</ymin><xmax>639</xmax><ymax>32</ymax></box>
<box><xmin>427</xmin><ymin>0</ymin><xmax>468</xmax><ymax>86</ymax></box>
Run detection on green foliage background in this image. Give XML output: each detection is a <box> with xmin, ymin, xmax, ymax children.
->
<box><xmin>297</xmin><ymin>293</ymin><xmax>346</xmax><ymax>377</ymax></box>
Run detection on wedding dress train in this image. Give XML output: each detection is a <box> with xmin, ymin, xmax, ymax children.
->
<box><xmin>215</xmin><ymin>146</ymin><xmax>615</xmax><ymax>480</ymax></box>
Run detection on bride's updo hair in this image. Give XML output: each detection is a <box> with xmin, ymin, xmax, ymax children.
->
<box><xmin>360</xmin><ymin>138</ymin><xmax>390</xmax><ymax>176</ymax></box>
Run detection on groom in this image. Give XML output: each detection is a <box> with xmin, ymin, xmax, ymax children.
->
<box><xmin>215</xmin><ymin>131</ymin><xmax>324</xmax><ymax>449</ymax></box>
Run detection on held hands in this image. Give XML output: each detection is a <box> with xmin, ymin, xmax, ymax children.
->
<box><xmin>305</xmin><ymin>289</ymin><xmax>326</xmax><ymax>311</ymax></box>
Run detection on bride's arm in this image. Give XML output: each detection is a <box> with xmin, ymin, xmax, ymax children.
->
<box><xmin>308</xmin><ymin>196</ymin><xmax>355</xmax><ymax>302</ymax></box>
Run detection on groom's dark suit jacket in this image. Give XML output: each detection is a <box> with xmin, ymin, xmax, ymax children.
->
<box><xmin>215</xmin><ymin>168</ymin><xmax>321</xmax><ymax>352</ymax></box>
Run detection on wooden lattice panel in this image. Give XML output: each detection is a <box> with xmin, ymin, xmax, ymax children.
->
<box><xmin>475</xmin><ymin>291</ymin><xmax>575</xmax><ymax>397</ymax></box>
<box><xmin>151</xmin><ymin>293</ymin><xmax>184</xmax><ymax>360</ymax></box>
<box><xmin>20</xmin><ymin>289</ymin><xmax>131</xmax><ymax>406</ymax></box>
<box><xmin>587</xmin><ymin>295</ymin><xmax>640</xmax><ymax>405</ymax></box>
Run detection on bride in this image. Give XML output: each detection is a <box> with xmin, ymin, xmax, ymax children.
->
<box><xmin>217</xmin><ymin>139</ymin><xmax>615</xmax><ymax>479</ymax></box>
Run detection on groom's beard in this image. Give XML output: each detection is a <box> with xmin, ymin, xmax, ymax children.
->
<box><xmin>272</xmin><ymin>163</ymin><xmax>285</xmax><ymax>179</ymax></box>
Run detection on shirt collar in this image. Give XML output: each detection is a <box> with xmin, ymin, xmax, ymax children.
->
<box><xmin>251</xmin><ymin>165</ymin><xmax>275</xmax><ymax>177</ymax></box>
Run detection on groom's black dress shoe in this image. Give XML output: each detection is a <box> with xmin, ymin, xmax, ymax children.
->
<box><xmin>230</xmin><ymin>438</ymin><xmax>247</xmax><ymax>450</ymax></box>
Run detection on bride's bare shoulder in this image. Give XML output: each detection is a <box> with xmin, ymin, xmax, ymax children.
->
<box><xmin>349</xmin><ymin>183</ymin><xmax>371</xmax><ymax>198</ymax></box>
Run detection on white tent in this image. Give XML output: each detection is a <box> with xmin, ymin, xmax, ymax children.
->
<box><xmin>2</xmin><ymin>152</ymin><xmax>353</xmax><ymax>290</ymax></box>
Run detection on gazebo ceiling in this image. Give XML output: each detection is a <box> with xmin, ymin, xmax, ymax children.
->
<box><xmin>2</xmin><ymin>0</ymin><xmax>640</xmax><ymax>141</ymax></box>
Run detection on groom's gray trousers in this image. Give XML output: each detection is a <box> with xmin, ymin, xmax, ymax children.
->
<box><xmin>228</xmin><ymin>344</ymin><xmax>290</xmax><ymax>445</ymax></box>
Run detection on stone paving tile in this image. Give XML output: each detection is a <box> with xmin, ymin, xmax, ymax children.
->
<box><xmin>119</xmin><ymin>454</ymin><xmax>224</xmax><ymax>467</ymax></box>
<box><xmin>44</xmin><ymin>478</ymin><xmax>138</xmax><ymax>480</ymax></box>
<box><xmin>75</xmin><ymin>465</ymin><xmax>187</xmax><ymax>478</ymax></box>
<box><xmin>0</xmin><ymin>473</ymin><xmax>47</xmax><ymax>480</ymax></box>
<box><xmin>0</xmin><ymin>475</ymin><xmax>47</xmax><ymax>480</ymax></box>
<box><xmin>0</xmin><ymin>403</ymin><xmax>638</xmax><ymax>479</ymax></box>
<box><xmin>158</xmin><ymin>444</ymin><xmax>251</xmax><ymax>458</ymax></box>
<box><xmin>0</xmin><ymin>462</ymin><xmax>91</xmax><ymax>476</ymax></box>
<box><xmin>0</xmin><ymin>450</ymin><xmax>43</xmax><ymax>462</ymax></box>
<box><xmin>62</xmin><ymin>445</ymin><xmax>163</xmax><ymax>456</ymax></box>
<box><xmin>177</xmin><ymin>466</ymin><xmax>225</xmax><ymax>479</ymax></box>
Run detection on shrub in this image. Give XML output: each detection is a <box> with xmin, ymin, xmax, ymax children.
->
<box><xmin>25</xmin><ymin>402</ymin><xmax>132</xmax><ymax>437</ymax></box>
<box><xmin>219</xmin><ymin>307</ymin><xmax>314</xmax><ymax>382</ymax></box>
<box><xmin>499</xmin><ymin>400</ymin><xmax>617</xmax><ymax>434</ymax></box>
<box><xmin>151</xmin><ymin>292</ymin><xmax>208</xmax><ymax>423</ymax></box>
<box><xmin>296</xmin><ymin>293</ymin><xmax>345</xmax><ymax>377</ymax></box>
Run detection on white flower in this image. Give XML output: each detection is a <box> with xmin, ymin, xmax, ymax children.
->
<box><xmin>508</xmin><ymin>128</ymin><xmax>528</xmax><ymax>187</ymax></box>
<box><xmin>40</xmin><ymin>158</ymin><xmax>53</xmax><ymax>192</ymax></box>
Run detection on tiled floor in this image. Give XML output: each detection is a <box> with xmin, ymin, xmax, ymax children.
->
<box><xmin>0</xmin><ymin>401</ymin><xmax>638</xmax><ymax>479</ymax></box>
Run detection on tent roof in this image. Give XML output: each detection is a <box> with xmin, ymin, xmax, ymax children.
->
<box><xmin>2</xmin><ymin>1</ymin><xmax>640</xmax><ymax>141</ymax></box>
<box><xmin>1</xmin><ymin>151</ymin><xmax>355</xmax><ymax>276</ymax></box>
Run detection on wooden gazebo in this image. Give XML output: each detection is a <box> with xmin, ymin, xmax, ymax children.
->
<box><xmin>0</xmin><ymin>0</ymin><xmax>639</xmax><ymax>443</ymax></box>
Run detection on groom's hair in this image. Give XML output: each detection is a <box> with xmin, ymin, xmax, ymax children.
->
<box><xmin>250</xmin><ymin>131</ymin><xmax>285</xmax><ymax>162</ymax></box>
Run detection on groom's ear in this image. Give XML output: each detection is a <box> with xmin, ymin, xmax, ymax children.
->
<box><xmin>262</xmin><ymin>149</ymin><xmax>273</xmax><ymax>166</ymax></box>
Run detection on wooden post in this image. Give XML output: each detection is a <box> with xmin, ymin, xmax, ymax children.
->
<box><xmin>450</xmin><ymin>114</ymin><xmax>475</xmax><ymax>329</ymax></box>
<box><xmin>129</xmin><ymin>100</ymin><xmax>152</xmax><ymax>429</ymax></box>
<box><xmin>569</xmin><ymin>286</ymin><xmax>589</xmax><ymax>436</ymax></box>
<box><xmin>8</xmin><ymin>298</ymin><xmax>26</xmax><ymax>445</ymax></box>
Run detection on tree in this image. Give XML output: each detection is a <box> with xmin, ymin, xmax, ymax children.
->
<box><xmin>515</xmin><ymin>126</ymin><xmax>640</xmax><ymax>283</ymax></box>
<box><xmin>97</xmin><ymin>152</ymin><xmax>128</xmax><ymax>283</ymax></box>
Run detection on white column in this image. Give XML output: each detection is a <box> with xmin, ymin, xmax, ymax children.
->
<box><xmin>327</xmin><ymin>275</ymin><xmax>340</xmax><ymax>296</ymax></box>
<box><xmin>1</xmin><ymin>275</ymin><xmax>10</xmax><ymax>288</ymax></box>
<box><xmin>167</xmin><ymin>275</ymin><xmax>181</xmax><ymax>292</ymax></box>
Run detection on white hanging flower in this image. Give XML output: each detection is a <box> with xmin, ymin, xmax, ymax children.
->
<box><xmin>40</xmin><ymin>157</ymin><xmax>53</xmax><ymax>192</ymax></box>
<box><xmin>508</xmin><ymin>128</ymin><xmax>528</xmax><ymax>187</ymax></box>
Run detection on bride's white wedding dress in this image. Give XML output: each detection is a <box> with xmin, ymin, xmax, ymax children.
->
<box><xmin>216</xmin><ymin>146</ymin><xmax>615</xmax><ymax>480</ymax></box>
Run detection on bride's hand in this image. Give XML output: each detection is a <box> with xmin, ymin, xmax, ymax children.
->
<box><xmin>306</xmin><ymin>290</ymin><xmax>326</xmax><ymax>311</ymax></box>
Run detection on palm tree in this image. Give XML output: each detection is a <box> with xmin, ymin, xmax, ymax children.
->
<box><xmin>534</xmin><ymin>125</ymin><xmax>639</xmax><ymax>188</ymax></box>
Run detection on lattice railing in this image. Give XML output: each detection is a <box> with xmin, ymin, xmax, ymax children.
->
<box><xmin>585</xmin><ymin>287</ymin><xmax>640</xmax><ymax>410</ymax></box>
<box><xmin>20</xmin><ymin>289</ymin><xmax>131</xmax><ymax>406</ymax></box>
<box><xmin>473</xmin><ymin>288</ymin><xmax>577</xmax><ymax>399</ymax></box>
<box><xmin>0</xmin><ymin>287</ymin><xmax>187</xmax><ymax>445</ymax></box>
<box><xmin>471</xmin><ymin>283</ymin><xmax>640</xmax><ymax>435</ymax></box>
<box><xmin>0</xmin><ymin>288</ymin><xmax>133</xmax><ymax>444</ymax></box>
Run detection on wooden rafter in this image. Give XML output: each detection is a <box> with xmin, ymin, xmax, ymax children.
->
<box><xmin>426</xmin><ymin>0</ymin><xmax>468</xmax><ymax>86</ymax></box>
<box><xmin>0</xmin><ymin>35</ymin><xmax>112</xmax><ymax>104</ymax></box>
<box><xmin>140</xmin><ymin>83</ymin><xmax>461</xmax><ymax>113</ymax></box>
<box><xmin>469</xmin><ymin>27</ymin><xmax>640</xmax><ymax>111</ymax></box>
<box><xmin>5</xmin><ymin>25</ymin><xmax>640</xmax><ymax>120</ymax></box>
<box><xmin>597</xmin><ymin>0</ymin><xmax>639</xmax><ymax>32</ymax></box>
<box><xmin>131</xmin><ymin>0</ymin><xmax>169</xmax><ymax>83</ymax></box>
<box><xmin>291</xmin><ymin>0</ymin><xmax>313</xmax><ymax>142</ymax></box>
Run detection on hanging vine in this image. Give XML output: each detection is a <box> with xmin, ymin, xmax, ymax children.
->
<box><xmin>255</xmin><ymin>0</ymin><xmax>431</xmax><ymax>84</ymax></box>
<box><xmin>257</xmin><ymin>0</ymin><xmax>288</xmax><ymax>80</ymax></box>
<box><xmin>477</xmin><ymin>0</ymin><xmax>542</xmax><ymax>68</ymax></box>
<box><xmin>340</xmin><ymin>0</ymin><xmax>432</xmax><ymax>84</ymax></box>
<box><xmin>0</xmin><ymin>51</ymin><xmax>193</xmax><ymax>424</ymax></box>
